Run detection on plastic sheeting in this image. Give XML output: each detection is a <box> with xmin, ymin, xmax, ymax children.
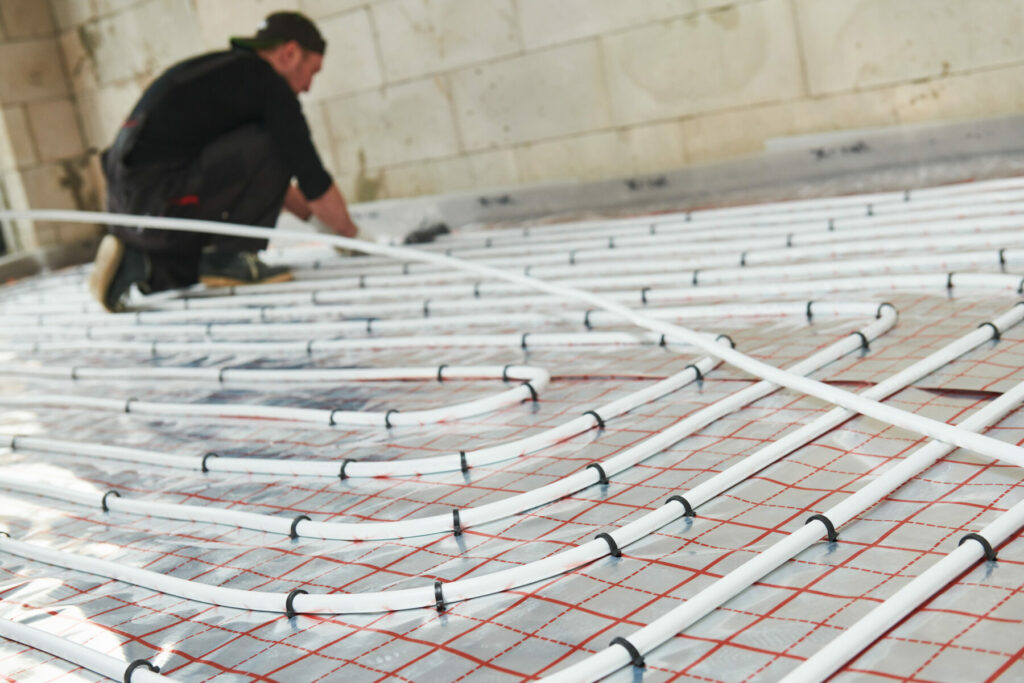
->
<box><xmin>1</xmin><ymin>176</ymin><xmax>1023</xmax><ymax>681</ymax></box>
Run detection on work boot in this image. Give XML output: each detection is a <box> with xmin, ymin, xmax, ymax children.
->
<box><xmin>198</xmin><ymin>249</ymin><xmax>292</xmax><ymax>287</ymax></box>
<box><xmin>88</xmin><ymin>233</ymin><xmax>150</xmax><ymax>312</ymax></box>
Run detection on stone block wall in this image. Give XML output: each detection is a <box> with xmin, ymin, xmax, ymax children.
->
<box><xmin>0</xmin><ymin>0</ymin><xmax>102</xmax><ymax>252</ymax></box>
<box><xmin>2</xmin><ymin>0</ymin><xmax>1024</xmax><ymax>252</ymax></box>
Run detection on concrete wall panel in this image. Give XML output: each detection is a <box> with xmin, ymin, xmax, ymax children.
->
<box><xmin>0</xmin><ymin>105</ymin><xmax>37</xmax><ymax>169</ymax></box>
<box><xmin>602</xmin><ymin>0</ymin><xmax>804</xmax><ymax>127</ymax></box>
<box><xmin>76</xmin><ymin>0</ymin><xmax>200</xmax><ymax>87</ymax></box>
<box><xmin>0</xmin><ymin>39</ymin><xmax>69</xmax><ymax>103</ymax></box>
<box><xmin>796</xmin><ymin>0</ymin><xmax>1024</xmax><ymax>95</ymax></box>
<box><xmin>300</xmin><ymin>0</ymin><xmax>373</xmax><ymax>20</ymax></box>
<box><xmin>26</xmin><ymin>98</ymin><xmax>84</xmax><ymax>162</ymax></box>
<box><xmin>193</xmin><ymin>0</ymin><xmax>300</xmax><ymax>52</ymax></box>
<box><xmin>0</xmin><ymin>0</ymin><xmax>56</xmax><ymax>40</ymax></box>
<box><xmin>307</xmin><ymin>9</ymin><xmax>383</xmax><ymax>100</ymax></box>
<box><xmin>384</xmin><ymin>148</ymin><xmax>519</xmax><ymax>197</ymax></box>
<box><xmin>6</xmin><ymin>0</ymin><xmax>1021</xmax><ymax>219</ymax></box>
<box><xmin>450</xmin><ymin>40</ymin><xmax>611</xmax><ymax>150</ymax></box>
<box><xmin>517</xmin><ymin>0</ymin><xmax>695</xmax><ymax>50</ymax></box>
<box><xmin>76</xmin><ymin>80</ymin><xmax>141</xmax><ymax>149</ymax></box>
<box><xmin>373</xmin><ymin>0</ymin><xmax>520</xmax><ymax>81</ymax></box>
<box><xmin>325</xmin><ymin>77</ymin><xmax>460</xmax><ymax>170</ymax></box>
<box><xmin>892</xmin><ymin>64</ymin><xmax>1024</xmax><ymax>126</ymax></box>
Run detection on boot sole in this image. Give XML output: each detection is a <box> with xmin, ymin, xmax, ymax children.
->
<box><xmin>199</xmin><ymin>271</ymin><xmax>294</xmax><ymax>288</ymax></box>
<box><xmin>88</xmin><ymin>234</ymin><xmax>124</xmax><ymax>313</ymax></box>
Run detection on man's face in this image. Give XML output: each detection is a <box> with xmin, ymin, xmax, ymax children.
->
<box><xmin>287</xmin><ymin>49</ymin><xmax>323</xmax><ymax>94</ymax></box>
<box><xmin>274</xmin><ymin>42</ymin><xmax>323</xmax><ymax>94</ymax></box>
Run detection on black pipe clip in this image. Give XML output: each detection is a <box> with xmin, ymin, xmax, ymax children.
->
<box><xmin>452</xmin><ymin>509</ymin><xmax>463</xmax><ymax>536</ymax></box>
<box><xmin>666</xmin><ymin>495</ymin><xmax>696</xmax><ymax>517</ymax></box>
<box><xmin>384</xmin><ymin>409</ymin><xmax>400</xmax><ymax>428</ymax></box>
<box><xmin>851</xmin><ymin>331</ymin><xmax>870</xmax><ymax>352</ymax></box>
<box><xmin>102</xmin><ymin>490</ymin><xmax>121</xmax><ymax>513</ymax></box>
<box><xmin>289</xmin><ymin>515</ymin><xmax>310</xmax><ymax>540</ymax></box>
<box><xmin>806</xmin><ymin>514</ymin><xmax>839</xmax><ymax>543</ymax></box>
<box><xmin>641</xmin><ymin>287</ymin><xmax>651</xmax><ymax>305</ymax></box>
<box><xmin>959</xmin><ymin>532</ymin><xmax>997</xmax><ymax>562</ymax></box>
<box><xmin>434</xmin><ymin>580</ymin><xmax>447</xmax><ymax>613</ymax></box>
<box><xmin>806</xmin><ymin>301</ymin><xmax>814</xmax><ymax>322</ymax></box>
<box><xmin>583</xmin><ymin>309</ymin><xmax>594</xmax><ymax>330</ymax></box>
<box><xmin>978</xmin><ymin>321</ymin><xmax>1001</xmax><ymax>343</ymax></box>
<box><xmin>124</xmin><ymin>659</ymin><xmax>160</xmax><ymax>683</ymax></box>
<box><xmin>610</xmin><ymin>636</ymin><xmax>645</xmax><ymax>669</ymax></box>
<box><xmin>459</xmin><ymin>450</ymin><xmax>469</xmax><ymax>473</ymax></box>
<box><xmin>716</xmin><ymin>334</ymin><xmax>736</xmax><ymax>348</ymax></box>
<box><xmin>285</xmin><ymin>588</ymin><xmax>308</xmax><ymax>619</ymax></box>
<box><xmin>583</xmin><ymin>410</ymin><xmax>606</xmax><ymax>430</ymax></box>
<box><xmin>595</xmin><ymin>532</ymin><xmax>622</xmax><ymax>558</ymax></box>
<box><xmin>339</xmin><ymin>458</ymin><xmax>354</xmax><ymax>480</ymax></box>
<box><xmin>686</xmin><ymin>364</ymin><xmax>703</xmax><ymax>383</ymax></box>
<box><xmin>522</xmin><ymin>381</ymin><xmax>538</xmax><ymax>402</ymax></box>
<box><xmin>586</xmin><ymin>462</ymin><xmax>610</xmax><ymax>485</ymax></box>
<box><xmin>436</xmin><ymin>364</ymin><xmax>447</xmax><ymax>382</ymax></box>
<box><xmin>201</xmin><ymin>452</ymin><xmax>219</xmax><ymax>473</ymax></box>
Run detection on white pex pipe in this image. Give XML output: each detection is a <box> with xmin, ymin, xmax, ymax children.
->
<box><xmin>1</xmin><ymin>273</ymin><xmax>1016</xmax><ymax>361</ymax></box>
<box><xmin>3</xmin><ymin>331</ymin><xmax>689</xmax><ymax>358</ymax></box>
<box><xmin>0</xmin><ymin>301</ymin><xmax>1013</xmax><ymax>613</ymax></box>
<box><xmin>0</xmin><ymin>307</ymin><xmax>893</xmax><ymax>541</ymax></box>
<box><xmin>541</xmin><ymin>365</ymin><xmax>1024</xmax><ymax>682</ymax></box>
<box><xmin>433</xmin><ymin>175</ymin><xmax>1024</xmax><ymax>245</ymax></box>
<box><xmin>0</xmin><ymin>612</ymin><xmax>167</xmax><ymax>682</ymax></box>
<box><xmin>2</xmin><ymin>350</ymin><xmax>721</xmax><ymax>478</ymax></box>
<box><xmin>783</xmin><ymin>496</ymin><xmax>1024</xmax><ymax>682</ymax></box>
<box><xmin>0</xmin><ymin>301</ymin><xmax>873</xmax><ymax>339</ymax></box>
<box><xmin>422</xmin><ymin>198</ymin><xmax>1024</xmax><ymax>257</ymax></box>
<box><xmin>3</xmin><ymin>211</ymin><xmax>1024</xmax><ymax>474</ymax></box>
<box><xmin>0</xmin><ymin>365</ymin><xmax>549</xmax><ymax>428</ymax></box>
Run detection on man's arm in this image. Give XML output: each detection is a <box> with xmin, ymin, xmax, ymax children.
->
<box><xmin>282</xmin><ymin>184</ymin><xmax>312</xmax><ymax>220</ymax></box>
<box><xmin>307</xmin><ymin>184</ymin><xmax>359</xmax><ymax>239</ymax></box>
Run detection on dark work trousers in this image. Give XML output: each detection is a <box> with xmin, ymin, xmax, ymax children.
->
<box><xmin>104</xmin><ymin>123</ymin><xmax>290</xmax><ymax>292</ymax></box>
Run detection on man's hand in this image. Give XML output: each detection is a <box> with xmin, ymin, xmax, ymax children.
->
<box><xmin>308</xmin><ymin>184</ymin><xmax>359</xmax><ymax>238</ymax></box>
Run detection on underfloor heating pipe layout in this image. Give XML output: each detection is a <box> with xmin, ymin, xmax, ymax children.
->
<box><xmin>2</xmin><ymin>176</ymin><xmax>1024</xmax><ymax>680</ymax></box>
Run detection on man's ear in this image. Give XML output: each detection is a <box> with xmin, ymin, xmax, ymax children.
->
<box><xmin>283</xmin><ymin>40</ymin><xmax>303</xmax><ymax>66</ymax></box>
